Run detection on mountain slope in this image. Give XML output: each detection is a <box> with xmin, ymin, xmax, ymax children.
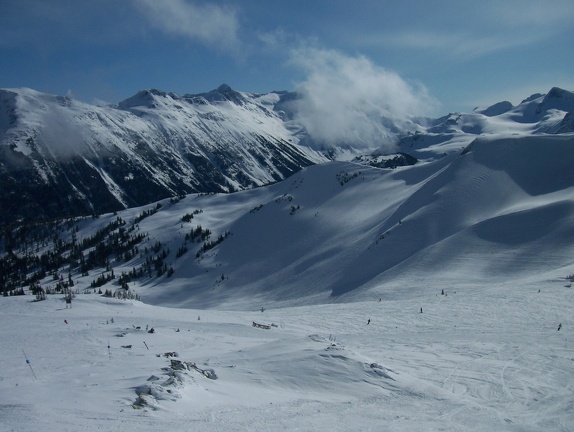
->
<box><xmin>0</xmin><ymin>86</ymin><xmax>325</xmax><ymax>225</ymax></box>
<box><xmin>397</xmin><ymin>87</ymin><xmax>574</xmax><ymax>160</ymax></box>
<box><xmin>5</xmin><ymin>130</ymin><xmax>570</xmax><ymax>308</ymax></box>
<box><xmin>131</xmin><ymin>133</ymin><xmax>572</xmax><ymax>308</ymax></box>
<box><xmin>0</xmin><ymin>84</ymin><xmax>572</xmax><ymax>231</ymax></box>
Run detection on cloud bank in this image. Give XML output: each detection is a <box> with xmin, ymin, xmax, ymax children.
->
<box><xmin>289</xmin><ymin>47</ymin><xmax>437</xmax><ymax>151</ymax></box>
<box><xmin>135</xmin><ymin>0</ymin><xmax>240</xmax><ymax>53</ymax></box>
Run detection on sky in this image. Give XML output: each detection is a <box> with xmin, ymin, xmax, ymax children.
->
<box><xmin>1</xmin><ymin>0</ymin><xmax>573</xmax><ymax>115</ymax></box>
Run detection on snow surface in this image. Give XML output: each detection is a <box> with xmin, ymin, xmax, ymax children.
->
<box><xmin>1</xmin><ymin>87</ymin><xmax>574</xmax><ymax>431</ymax></box>
<box><xmin>1</xmin><ymin>281</ymin><xmax>573</xmax><ymax>431</ymax></box>
<box><xmin>2</xmin><ymin>132</ymin><xmax>574</xmax><ymax>430</ymax></box>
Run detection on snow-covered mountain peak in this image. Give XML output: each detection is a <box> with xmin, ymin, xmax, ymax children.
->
<box><xmin>180</xmin><ymin>83</ymin><xmax>247</xmax><ymax>106</ymax></box>
<box><xmin>0</xmin><ymin>86</ymin><xmax>325</xmax><ymax>224</ymax></box>
<box><xmin>537</xmin><ymin>86</ymin><xmax>574</xmax><ymax>113</ymax></box>
<box><xmin>543</xmin><ymin>86</ymin><xmax>574</xmax><ymax>102</ymax></box>
<box><xmin>473</xmin><ymin>100</ymin><xmax>514</xmax><ymax>117</ymax></box>
<box><xmin>118</xmin><ymin>88</ymin><xmax>170</xmax><ymax>110</ymax></box>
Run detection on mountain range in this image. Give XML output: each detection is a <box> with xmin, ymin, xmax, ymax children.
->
<box><xmin>1</xmin><ymin>85</ymin><xmax>572</xmax><ymax>226</ymax></box>
<box><xmin>0</xmin><ymin>85</ymin><xmax>324</xmax><ymax>225</ymax></box>
<box><xmin>1</xmin><ymin>85</ymin><xmax>573</xmax><ymax>306</ymax></box>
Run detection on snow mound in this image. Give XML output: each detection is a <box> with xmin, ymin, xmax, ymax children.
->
<box><xmin>133</xmin><ymin>357</ymin><xmax>217</xmax><ymax>410</ymax></box>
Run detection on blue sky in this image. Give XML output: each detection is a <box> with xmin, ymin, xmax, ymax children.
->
<box><xmin>1</xmin><ymin>0</ymin><xmax>573</xmax><ymax>115</ymax></box>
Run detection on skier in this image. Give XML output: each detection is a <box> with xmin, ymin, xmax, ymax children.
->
<box><xmin>420</xmin><ymin>307</ymin><xmax>423</xmax><ymax>313</ymax></box>
<box><xmin>558</xmin><ymin>323</ymin><xmax>562</xmax><ymax>331</ymax></box>
<box><xmin>367</xmin><ymin>319</ymin><xmax>371</xmax><ymax>325</ymax></box>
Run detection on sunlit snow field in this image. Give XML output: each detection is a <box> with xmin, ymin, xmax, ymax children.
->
<box><xmin>1</xmin><ymin>275</ymin><xmax>572</xmax><ymax>431</ymax></box>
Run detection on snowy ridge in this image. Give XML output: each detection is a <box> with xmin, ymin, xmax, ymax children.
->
<box><xmin>2</xmin><ymin>85</ymin><xmax>573</xmax><ymax>225</ymax></box>
<box><xmin>0</xmin><ymin>86</ymin><xmax>324</xmax><ymax>224</ymax></box>
<box><xmin>123</xmin><ymin>133</ymin><xmax>573</xmax><ymax>309</ymax></box>
<box><xmin>399</xmin><ymin>87</ymin><xmax>574</xmax><ymax>161</ymax></box>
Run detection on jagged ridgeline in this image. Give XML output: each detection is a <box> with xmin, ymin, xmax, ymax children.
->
<box><xmin>0</xmin><ymin>85</ymin><xmax>324</xmax><ymax>225</ymax></box>
<box><xmin>1</xmin><ymin>84</ymin><xmax>573</xmax><ymax>229</ymax></box>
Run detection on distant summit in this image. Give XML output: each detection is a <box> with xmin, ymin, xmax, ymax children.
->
<box><xmin>197</xmin><ymin>83</ymin><xmax>246</xmax><ymax>105</ymax></box>
<box><xmin>474</xmin><ymin>101</ymin><xmax>514</xmax><ymax>117</ymax></box>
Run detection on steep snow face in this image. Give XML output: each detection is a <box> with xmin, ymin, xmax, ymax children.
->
<box><xmin>0</xmin><ymin>86</ymin><xmax>325</xmax><ymax>224</ymax></box>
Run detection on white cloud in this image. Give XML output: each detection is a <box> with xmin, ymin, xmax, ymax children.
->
<box><xmin>134</xmin><ymin>0</ymin><xmax>240</xmax><ymax>53</ymax></box>
<box><xmin>289</xmin><ymin>46</ymin><xmax>438</xmax><ymax>151</ymax></box>
<box><xmin>347</xmin><ymin>1</ymin><xmax>574</xmax><ymax>61</ymax></box>
<box><xmin>365</xmin><ymin>30</ymin><xmax>542</xmax><ymax>60</ymax></box>
<box><xmin>484</xmin><ymin>1</ymin><xmax>574</xmax><ymax>28</ymax></box>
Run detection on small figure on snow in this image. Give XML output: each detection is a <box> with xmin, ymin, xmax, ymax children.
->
<box><xmin>558</xmin><ymin>323</ymin><xmax>562</xmax><ymax>331</ymax></box>
<box><xmin>64</xmin><ymin>319</ymin><xmax>68</xmax><ymax>324</ymax></box>
<box><xmin>367</xmin><ymin>319</ymin><xmax>370</xmax><ymax>325</ymax></box>
<box><xmin>420</xmin><ymin>307</ymin><xmax>423</xmax><ymax>314</ymax></box>
<box><xmin>148</xmin><ymin>327</ymin><xmax>155</xmax><ymax>334</ymax></box>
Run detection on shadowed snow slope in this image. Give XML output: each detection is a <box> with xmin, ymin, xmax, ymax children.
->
<box><xmin>106</xmin><ymin>133</ymin><xmax>574</xmax><ymax>309</ymax></box>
